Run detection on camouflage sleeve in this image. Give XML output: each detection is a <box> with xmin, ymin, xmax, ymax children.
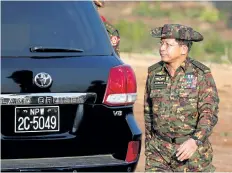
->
<box><xmin>104</xmin><ymin>21</ymin><xmax>120</xmax><ymax>57</ymax></box>
<box><xmin>144</xmin><ymin>74</ymin><xmax>153</xmax><ymax>143</ymax></box>
<box><xmin>192</xmin><ymin>72</ymin><xmax>220</xmax><ymax>143</ymax></box>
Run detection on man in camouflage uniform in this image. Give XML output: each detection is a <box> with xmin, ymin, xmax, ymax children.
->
<box><xmin>144</xmin><ymin>24</ymin><xmax>220</xmax><ymax>172</ymax></box>
<box><xmin>93</xmin><ymin>0</ymin><xmax>121</xmax><ymax>57</ymax></box>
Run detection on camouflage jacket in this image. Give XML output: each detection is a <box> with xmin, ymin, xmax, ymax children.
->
<box><xmin>144</xmin><ymin>57</ymin><xmax>219</xmax><ymax>144</ymax></box>
<box><xmin>102</xmin><ymin>18</ymin><xmax>120</xmax><ymax>57</ymax></box>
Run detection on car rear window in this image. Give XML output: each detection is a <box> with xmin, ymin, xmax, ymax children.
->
<box><xmin>1</xmin><ymin>1</ymin><xmax>113</xmax><ymax>56</ymax></box>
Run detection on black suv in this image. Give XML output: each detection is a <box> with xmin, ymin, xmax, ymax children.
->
<box><xmin>1</xmin><ymin>1</ymin><xmax>142</xmax><ymax>172</ymax></box>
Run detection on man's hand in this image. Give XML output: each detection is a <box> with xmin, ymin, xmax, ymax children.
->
<box><xmin>176</xmin><ymin>138</ymin><xmax>198</xmax><ymax>161</ymax></box>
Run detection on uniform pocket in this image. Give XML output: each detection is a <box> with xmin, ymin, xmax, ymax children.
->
<box><xmin>187</xmin><ymin>140</ymin><xmax>214</xmax><ymax>171</ymax></box>
<box><xmin>179</xmin><ymin>89</ymin><xmax>198</xmax><ymax>108</ymax></box>
<box><xmin>179</xmin><ymin>88</ymin><xmax>198</xmax><ymax>98</ymax></box>
<box><xmin>177</xmin><ymin>89</ymin><xmax>199</xmax><ymax>120</ymax></box>
<box><xmin>150</xmin><ymin>89</ymin><xmax>163</xmax><ymax>98</ymax></box>
<box><xmin>198</xmin><ymin>140</ymin><xmax>214</xmax><ymax>162</ymax></box>
<box><xmin>150</xmin><ymin>89</ymin><xmax>163</xmax><ymax>113</ymax></box>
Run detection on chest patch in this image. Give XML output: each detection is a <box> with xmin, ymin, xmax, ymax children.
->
<box><xmin>183</xmin><ymin>74</ymin><xmax>197</xmax><ymax>89</ymax></box>
<box><xmin>152</xmin><ymin>75</ymin><xmax>167</xmax><ymax>89</ymax></box>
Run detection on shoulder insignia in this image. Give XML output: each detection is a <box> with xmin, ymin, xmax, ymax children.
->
<box><xmin>191</xmin><ymin>60</ymin><xmax>211</xmax><ymax>73</ymax></box>
<box><xmin>148</xmin><ymin>61</ymin><xmax>163</xmax><ymax>73</ymax></box>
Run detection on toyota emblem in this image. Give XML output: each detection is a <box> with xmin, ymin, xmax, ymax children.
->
<box><xmin>34</xmin><ymin>72</ymin><xmax>52</xmax><ymax>88</ymax></box>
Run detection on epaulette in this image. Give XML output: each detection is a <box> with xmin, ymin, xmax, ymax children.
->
<box><xmin>191</xmin><ymin>60</ymin><xmax>211</xmax><ymax>73</ymax></box>
<box><xmin>148</xmin><ymin>61</ymin><xmax>163</xmax><ymax>73</ymax></box>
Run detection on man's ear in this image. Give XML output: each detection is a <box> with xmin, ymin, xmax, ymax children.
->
<box><xmin>181</xmin><ymin>45</ymin><xmax>188</xmax><ymax>55</ymax></box>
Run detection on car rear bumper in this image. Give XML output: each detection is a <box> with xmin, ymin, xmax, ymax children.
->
<box><xmin>1</xmin><ymin>154</ymin><xmax>138</xmax><ymax>172</ymax></box>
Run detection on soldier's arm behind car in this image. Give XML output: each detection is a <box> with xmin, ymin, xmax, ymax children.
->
<box><xmin>192</xmin><ymin>71</ymin><xmax>220</xmax><ymax>143</ymax></box>
<box><xmin>104</xmin><ymin>21</ymin><xmax>120</xmax><ymax>56</ymax></box>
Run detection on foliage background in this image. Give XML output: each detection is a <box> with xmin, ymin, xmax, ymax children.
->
<box><xmin>100</xmin><ymin>1</ymin><xmax>232</xmax><ymax>64</ymax></box>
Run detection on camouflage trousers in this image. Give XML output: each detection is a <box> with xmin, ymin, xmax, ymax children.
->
<box><xmin>145</xmin><ymin>135</ymin><xmax>215</xmax><ymax>172</ymax></box>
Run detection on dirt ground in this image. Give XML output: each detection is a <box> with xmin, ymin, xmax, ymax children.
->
<box><xmin>120</xmin><ymin>53</ymin><xmax>232</xmax><ymax>172</ymax></box>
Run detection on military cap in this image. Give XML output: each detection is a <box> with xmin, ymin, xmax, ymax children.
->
<box><xmin>150</xmin><ymin>24</ymin><xmax>203</xmax><ymax>42</ymax></box>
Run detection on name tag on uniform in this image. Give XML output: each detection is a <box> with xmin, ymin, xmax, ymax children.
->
<box><xmin>152</xmin><ymin>75</ymin><xmax>167</xmax><ymax>89</ymax></box>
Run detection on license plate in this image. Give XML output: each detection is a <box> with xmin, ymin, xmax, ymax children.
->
<box><xmin>15</xmin><ymin>106</ymin><xmax>59</xmax><ymax>133</ymax></box>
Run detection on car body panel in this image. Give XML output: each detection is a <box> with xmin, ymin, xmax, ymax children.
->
<box><xmin>1</xmin><ymin>1</ymin><xmax>142</xmax><ymax>172</ymax></box>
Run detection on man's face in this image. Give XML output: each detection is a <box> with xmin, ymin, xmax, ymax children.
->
<box><xmin>159</xmin><ymin>38</ymin><xmax>184</xmax><ymax>63</ymax></box>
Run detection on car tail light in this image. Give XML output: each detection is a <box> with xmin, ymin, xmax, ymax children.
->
<box><xmin>103</xmin><ymin>65</ymin><xmax>137</xmax><ymax>106</ymax></box>
<box><xmin>125</xmin><ymin>141</ymin><xmax>140</xmax><ymax>163</ymax></box>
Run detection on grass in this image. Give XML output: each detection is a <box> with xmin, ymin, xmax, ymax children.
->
<box><xmin>113</xmin><ymin>2</ymin><xmax>232</xmax><ymax>64</ymax></box>
<box><xmin>132</xmin><ymin>1</ymin><xmax>226</xmax><ymax>23</ymax></box>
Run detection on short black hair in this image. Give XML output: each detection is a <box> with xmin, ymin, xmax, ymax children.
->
<box><xmin>176</xmin><ymin>39</ymin><xmax>193</xmax><ymax>52</ymax></box>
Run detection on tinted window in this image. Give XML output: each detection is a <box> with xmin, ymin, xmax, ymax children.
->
<box><xmin>1</xmin><ymin>1</ymin><xmax>112</xmax><ymax>56</ymax></box>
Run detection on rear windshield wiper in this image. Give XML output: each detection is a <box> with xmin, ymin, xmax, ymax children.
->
<box><xmin>30</xmin><ymin>46</ymin><xmax>84</xmax><ymax>53</ymax></box>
